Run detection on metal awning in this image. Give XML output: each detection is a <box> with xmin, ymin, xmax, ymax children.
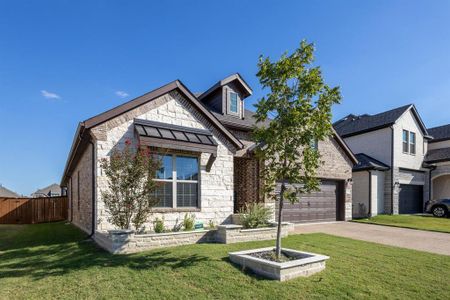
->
<box><xmin>134</xmin><ymin>118</ymin><xmax>218</xmax><ymax>156</ymax></box>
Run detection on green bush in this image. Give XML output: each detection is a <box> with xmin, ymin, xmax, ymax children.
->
<box><xmin>153</xmin><ymin>217</ymin><xmax>165</xmax><ymax>233</ymax></box>
<box><xmin>183</xmin><ymin>213</ymin><xmax>195</xmax><ymax>231</ymax></box>
<box><xmin>239</xmin><ymin>203</ymin><xmax>272</xmax><ymax>229</ymax></box>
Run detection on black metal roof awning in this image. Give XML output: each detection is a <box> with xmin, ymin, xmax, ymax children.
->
<box><xmin>134</xmin><ymin>119</ymin><xmax>218</xmax><ymax>155</ymax></box>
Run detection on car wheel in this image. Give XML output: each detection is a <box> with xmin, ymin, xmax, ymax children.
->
<box><xmin>432</xmin><ymin>206</ymin><xmax>448</xmax><ymax>218</ymax></box>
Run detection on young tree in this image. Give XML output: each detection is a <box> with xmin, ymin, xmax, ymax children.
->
<box><xmin>253</xmin><ymin>41</ymin><xmax>341</xmax><ymax>259</ymax></box>
<box><xmin>100</xmin><ymin>140</ymin><xmax>161</xmax><ymax>231</ymax></box>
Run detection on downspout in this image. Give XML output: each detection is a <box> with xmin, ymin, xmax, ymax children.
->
<box><xmin>390</xmin><ymin>126</ymin><xmax>395</xmax><ymax>214</ymax></box>
<box><xmin>88</xmin><ymin>139</ymin><xmax>96</xmax><ymax>238</ymax></box>
<box><xmin>368</xmin><ymin>170</ymin><xmax>372</xmax><ymax>217</ymax></box>
<box><xmin>70</xmin><ymin>177</ymin><xmax>73</xmax><ymax>222</ymax></box>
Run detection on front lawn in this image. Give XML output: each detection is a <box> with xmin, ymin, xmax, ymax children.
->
<box><xmin>1</xmin><ymin>223</ymin><xmax>449</xmax><ymax>299</ymax></box>
<box><xmin>353</xmin><ymin>214</ymin><xmax>450</xmax><ymax>233</ymax></box>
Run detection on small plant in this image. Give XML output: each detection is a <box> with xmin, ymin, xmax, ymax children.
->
<box><xmin>208</xmin><ymin>220</ymin><xmax>216</xmax><ymax>229</ymax></box>
<box><xmin>239</xmin><ymin>203</ymin><xmax>272</xmax><ymax>229</ymax></box>
<box><xmin>183</xmin><ymin>213</ymin><xmax>195</xmax><ymax>231</ymax></box>
<box><xmin>153</xmin><ymin>217</ymin><xmax>165</xmax><ymax>233</ymax></box>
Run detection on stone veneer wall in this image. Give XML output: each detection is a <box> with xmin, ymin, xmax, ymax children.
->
<box><xmin>90</xmin><ymin>91</ymin><xmax>237</xmax><ymax>231</ymax></box>
<box><xmin>68</xmin><ymin>144</ymin><xmax>93</xmax><ymax>234</ymax></box>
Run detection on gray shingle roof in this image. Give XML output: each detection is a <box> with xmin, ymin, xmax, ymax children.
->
<box><xmin>428</xmin><ymin>124</ymin><xmax>450</xmax><ymax>143</ymax></box>
<box><xmin>0</xmin><ymin>185</ymin><xmax>20</xmax><ymax>198</ymax></box>
<box><xmin>425</xmin><ymin>147</ymin><xmax>450</xmax><ymax>163</ymax></box>
<box><xmin>211</xmin><ymin>109</ymin><xmax>271</xmax><ymax>130</ymax></box>
<box><xmin>353</xmin><ymin>153</ymin><xmax>390</xmax><ymax>171</ymax></box>
<box><xmin>334</xmin><ymin>104</ymin><xmax>412</xmax><ymax>137</ymax></box>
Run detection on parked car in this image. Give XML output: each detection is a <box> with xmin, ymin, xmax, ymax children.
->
<box><xmin>425</xmin><ymin>199</ymin><xmax>450</xmax><ymax>217</ymax></box>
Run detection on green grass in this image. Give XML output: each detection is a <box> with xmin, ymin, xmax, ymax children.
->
<box><xmin>353</xmin><ymin>214</ymin><xmax>450</xmax><ymax>233</ymax></box>
<box><xmin>1</xmin><ymin>222</ymin><xmax>449</xmax><ymax>299</ymax></box>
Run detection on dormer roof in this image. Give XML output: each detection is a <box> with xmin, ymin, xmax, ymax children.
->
<box><xmin>198</xmin><ymin>73</ymin><xmax>252</xmax><ymax>100</ymax></box>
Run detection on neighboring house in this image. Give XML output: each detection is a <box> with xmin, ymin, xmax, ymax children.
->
<box><xmin>0</xmin><ymin>184</ymin><xmax>21</xmax><ymax>198</ymax></box>
<box><xmin>426</xmin><ymin>124</ymin><xmax>450</xmax><ymax>201</ymax></box>
<box><xmin>31</xmin><ymin>183</ymin><xmax>62</xmax><ymax>197</ymax></box>
<box><xmin>334</xmin><ymin>104</ymin><xmax>432</xmax><ymax>218</ymax></box>
<box><xmin>60</xmin><ymin>73</ymin><xmax>356</xmax><ymax>235</ymax></box>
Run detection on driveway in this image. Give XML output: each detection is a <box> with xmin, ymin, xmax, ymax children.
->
<box><xmin>293</xmin><ymin>222</ymin><xmax>450</xmax><ymax>256</ymax></box>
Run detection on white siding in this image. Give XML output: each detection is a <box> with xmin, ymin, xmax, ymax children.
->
<box><xmin>344</xmin><ymin>127</ymin><xmax>392</xmax><ymax>166</ymax></box>
<box><xmin>393</xmin><ymin>110</ymin><xmax>426</xmax><ymax>170</ymax></box>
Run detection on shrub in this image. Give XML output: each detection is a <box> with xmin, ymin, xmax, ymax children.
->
<box><xmin>208</xmin><ymin>220</ymin><xmax>216</xmax><ymax>229</ymax></box>
<box><xmin>239</xmin><ymin>203</ymin><xmax>272</xmax><ymax>229</ymax></box>
<box><xmin>183</xmin><ymin>213</ymin><xmax>195</xmax><ymax>231</ymax></box>
<box><xmin>153</xmin><ymin>217</ymin><xmax>165</xmax><ymax>233</ymax></box>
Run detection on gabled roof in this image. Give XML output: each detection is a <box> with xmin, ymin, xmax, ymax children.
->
<box><xmin>31</xmin><ymin>183</ymin><xmax>61</xmax><ymax>197</ymax></box>
<box><xmin>0</xmin><ymin>185</ymin><xmax>20</xmax><ymax>198</ymax></box>
<box><xmin>198</xmin><ymin>73</ymin><xmax>253</xmax><ymax>100</ymax></box>
<box><xmin>334</xmin><ymin>104</ymin><xmax>429</xmax><ymax>138</ymax></box>
<box><xmin>428</xmin><ymin>124</ymin><xmax>450</xmax><ymax>143</ymax></box>
<box><xmin>353</xmin><ymin>153</ymin><xmax>390</xmax><ymax>172</ymax></box>
<box><xmin>425</xmin><ymin>147</ymin><xmax>450</xmax><ymax>164</ymax></box>
<box><xmin>61</xmin><ymin>80</ymin><xmax>244</xmax><ymax>186</ymax></box>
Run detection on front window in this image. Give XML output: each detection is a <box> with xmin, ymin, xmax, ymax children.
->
<box><xmin>153</xmin><ymin>154</ymin><xmax>199</xmax><ymax>208</ymax></box>
<box><xmin>229</xmin><ymin>92</ymin><xmax>238</xmax><ymax>113</ymax></box>
<box><xmin>310</xmin><ymin>138</ymin><xmax>318</xmax><ymax>151</ymax></box>
<box><xmin>402</xmin><ymin>130</ymin><xmax>409</xmax><ymax>153</ymax></box>
<box><xmin>410</xmin><ymin>132</ymin><xmax>416</xmax><ymax>155</ymax></box>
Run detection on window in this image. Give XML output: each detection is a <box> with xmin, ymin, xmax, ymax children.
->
<box><xmin>410</xmin><ymin>132</ymin><xmax>416</xmax><ymax>155</ymax></box>
<box><xmin>402</xmin><ymin>130</ymin><xmax>409</xmax><ymax>153</ymax></box>
<box><xmin>229</xmin><ymin>92</ymin><xmax>238</xmax><ymax>113</ymax></box>
<box><xmin>77</xmin><ymin>171</ymin><xmax>80</xmax><ymax>211</ymax></box>
<box><xmin>153</xmin><ymin>154</ymin><xmax>199</xmax><ymax>208</ymax></box>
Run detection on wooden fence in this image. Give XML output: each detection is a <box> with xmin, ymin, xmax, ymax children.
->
<box><xmin>0</xmin><ymin>196</ymin><xmax>68</xmax><ymax>224</ymax></box>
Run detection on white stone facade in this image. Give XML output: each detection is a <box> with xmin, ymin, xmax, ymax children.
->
<box><xmin>91</xmin><ymin>91</ymin><xmax>236</xmax><ymax>231</ymax></box>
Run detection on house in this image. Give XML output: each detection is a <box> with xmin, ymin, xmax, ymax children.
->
<box><xmin>0</xmin><ymin>184</ymin><xmax>21</xmax><ymax>198</ymax></box>
<box><xmin>31</xmin><ymin>183</ymin><xmax>62</xmax><ymax>197</ymax></box>
<box><xmin>426</xmin><ymin>124</ymin><xmax>450</xmax><ymax>201</ymax></box>
<box><xmin>334</xmin><ymin>104</ymin><xmax>433</xmax><ymax>217</ymax></box>
<box><xmin>60</xmin><ymin>74</ymin><xmax>356</xmax><ymax>235</ymax></box>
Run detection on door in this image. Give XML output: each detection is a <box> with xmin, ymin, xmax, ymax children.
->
<box><xmin>399</xmin><ymin>184</ymin><xmax>423</xmax><ymax>214</ymax></box>
<box><xmin>277</xmin><ymin>180</ymin><xmax>339</xmax><ymax>223</ymax></box>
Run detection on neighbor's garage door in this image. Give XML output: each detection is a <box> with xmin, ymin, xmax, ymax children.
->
<box><xmin>399</xmin><ymin>184</ymin><xmax>423</xmax><ymax>214</ymax></box>
<box><xmin>277</xmin><ymin>180</ymin><xmax>339</xmax><ymax>223</ymax></box>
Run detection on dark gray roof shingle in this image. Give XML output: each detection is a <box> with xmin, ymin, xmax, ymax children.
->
<box><xmin>353</xmin><ymin>153</ymin><xmax>390</xmax><ymax>171</ymax></box>
<box><xmin>211</xmin><ymin>109</ymin><xmax>271</xmax><ymax>130</ymax></box>
<box><xmin>425</xmin><ymin>147</ymin><xmax>450</xmax><ymax>163</ymax></box>
<box><xmin>334</xmin><ymin>104</ymin><xmax>412</xmax><ymax>137</ymax></box>
<box><xmin>428</xmin><ymin>124</ymin><xmax>450</xmax><ymax>143</ymax></box>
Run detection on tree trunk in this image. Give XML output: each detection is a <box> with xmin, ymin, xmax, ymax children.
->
<box><xmin>275</xmin><ymin>182</ymin><xmax>285</xmax><ymax>259</ymax></box>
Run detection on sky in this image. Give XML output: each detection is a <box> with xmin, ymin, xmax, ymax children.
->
<box><xmin>1</xmin><ymin>0</ymin><xmax>450</xmax><ymax>195</ymax></box>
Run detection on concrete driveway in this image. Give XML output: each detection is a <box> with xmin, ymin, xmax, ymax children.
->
<box><xmin>293</xmin><ymin>222</ymin><xmax>450</xmax><ymax>256</ymax></box>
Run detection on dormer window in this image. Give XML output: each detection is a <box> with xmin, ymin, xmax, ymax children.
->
<box><xmin>229</xmin><ymin>92</ymin><xmax>238</xmax><ymax>113</ymax></box>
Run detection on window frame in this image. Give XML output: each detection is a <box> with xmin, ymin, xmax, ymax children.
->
<box><xmin>409</xmin><ymin>131</ymin><xmax>416</xmax><ymax>155</ymax></box>
<box><xmin>153</xmin><ymin>153</ymin><xmax>200</xmax><ymax>209</ymax></box>
<box><xmin>228</xmin><ymin>91</ymin><xmax>239</xmax><ymax>115</ymax></box>
<box><xmin>402</xmin><ymin>129</ymin><xmax>409</xmax><ymax>154</ymax></box>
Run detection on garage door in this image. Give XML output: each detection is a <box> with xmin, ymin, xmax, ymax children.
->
<box><xmin>276</xmin><ymin>180</ymin><xmax>340</xmax><ymax>223</ymax></box>
<box><xmin>399</xmin><ymin>184</ymin><xmax>423</xmax><ymax>214</ymax></box>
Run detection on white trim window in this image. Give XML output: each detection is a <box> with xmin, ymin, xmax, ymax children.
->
<box><xmin>409</xmin><ymin>131</ymin><xmax>416</xmax><ymax>155</ymax></box>
<box><xmin>153</xmin><ymin>154</ymin><xmax>199</xmax><ymax>208</ymax></box>
<box><xmin>402</xmin><ymin>130</ymin><xmax>409</xmax><ymax>153</ymax></box>
<box><xmin>229</xmin><ymin>92</ymin><xmax>239</xmax><ymax>114</ymax></box>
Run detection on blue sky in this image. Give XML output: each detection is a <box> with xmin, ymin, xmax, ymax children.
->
<box><xmin>1</xmin><ymin>0</ymin><xmax>450</xmax><ymax>195</ymax></box>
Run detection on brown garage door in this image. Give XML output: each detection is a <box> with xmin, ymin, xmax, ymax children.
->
<box><xmin>276</xmin><ymin>180</ymin><xmax>339</xmax><ymax>223</ymax></box>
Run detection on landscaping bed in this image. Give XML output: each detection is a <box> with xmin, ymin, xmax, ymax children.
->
<box><xmin>353</xmin><ymin>214</ymin><xmax>450</xmax><ymax>233</ymax></box>
<box><xmin>1</xmin><ymin>222</ymin><xmax>450</xmax><ymax>299</ymax></box>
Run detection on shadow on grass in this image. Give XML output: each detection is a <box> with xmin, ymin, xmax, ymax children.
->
<box><xmin>0</xmin><ymin>223</ymin><xmax>210</xmax><ymax>281</ymax></box>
